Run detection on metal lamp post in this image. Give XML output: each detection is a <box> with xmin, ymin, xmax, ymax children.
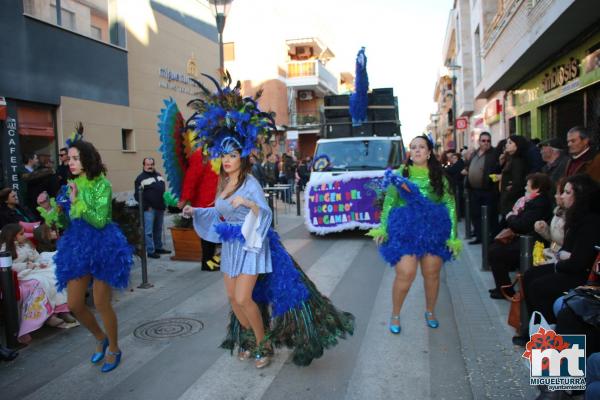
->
<box><xmin>446</xmin><ymin>64</ymin><xmax>461</xmax><ymax>150</ymax></box>
<box><xmin>209</xmin><ymin>0</ymin><xmax>233</xmax><ymax>77</ymax></box>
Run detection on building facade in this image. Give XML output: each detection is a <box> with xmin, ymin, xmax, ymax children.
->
<box><xmin>431</xmin><ymin>0</ymin><xmax>600</xmax><ymax>148</ymax></box>
<box><xmin>1</xmin><ymin>0</ymin><xmax>219</xmax><ymax>196</ymax></box>
<box><xmin>222</xmin><ymin>1</ymin><xmax>346</xmax><ymax>160</ymax></box>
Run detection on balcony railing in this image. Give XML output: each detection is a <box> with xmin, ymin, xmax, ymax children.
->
<box><xmin>289</xmin><ymin>111</ymin><xmax>321</xmax><ymax>127</ymax></box>
<box><xmin>286</xmin><ymin>60</ymin><xmax>338</xmax><ymax>94</ymax></box>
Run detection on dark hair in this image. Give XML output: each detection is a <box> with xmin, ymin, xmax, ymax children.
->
<box><xmin>496</xmin><ymin>139</ymin><xmax>507</xmax><ymax>154</ymax></box>
<box><xmin>69</xmin><ymin>140</ymin><xmax>106</xmax><ymax>180</ymax></box>
<box><xmin>403</xmin><ymin>135</ymin><xmax>448</xmax><ymax>199</ymax></box>
<box><xmin>142</xmin><ymin>157</ymin><xmax>155</xmax><ymax>166</ymax></box>
<box><xmin>479</xmin><ymin>131</ymin><xmax>492</xmax><ymax>140</ymax></box>
<box><xmin>507</xmin><ymin>135</ymin><xmax>529</xmax><ymax>159</ymax></box>
<box><xmin>567</xmin><ymin>126</ymin><xmax>590</xmax><ymax>140</ymax></box>
<box><xmin>217</xmin><ymin>155</ymin><xmax>253</xmax><ymax>199</ymax></box>
<box><xmin>526</xmin><ymin>172</ymin><xmax>551</xmax><ymax>195</ymax></box>
<box><xmin>22</xmin><ymin>153</ymin><xmax>36</xmax><ymax>164</ymax></box>
<box><xmin>0</xmin><ymin>223</ymin><xmax>24</xmax><ymax>259</ymax></box>
<box><xmin>266</xmin><ymin>152</ymin><xmax>272</xmax><ymax>158</ymax></box>
<box><xmin>59</xmin><ymin>147</ymin><xmax>68</xmax><ymax>153</ymax></box>
<box><xmin>563</xmin><ymin>174</ymin><xmax>600</xmax><ymax>234</ymax></box>
<box><xmin>0</xmin><ymin>187</ymin><xmax>12</xmax><ymax>205</ymax></box>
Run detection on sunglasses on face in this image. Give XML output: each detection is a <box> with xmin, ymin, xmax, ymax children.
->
<box><xmin>480</xmin><ymin>139</ymin><xmax>490</xmax><ymax>143</ymax></box>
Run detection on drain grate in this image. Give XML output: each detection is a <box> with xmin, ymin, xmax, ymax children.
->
<box><xmin>133</xmin><ymin>318</ymin><xmax>204</xmax><ymax>340</ymax></box>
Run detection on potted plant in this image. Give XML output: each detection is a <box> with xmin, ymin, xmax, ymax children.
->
<box><xmin>169</xmin><ymin>215</ymin><xmax>202</xmax><ymax>261</ymax></box>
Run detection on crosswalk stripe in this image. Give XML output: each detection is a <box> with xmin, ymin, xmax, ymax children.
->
<box><xmin>177</xmin><ymin>239</ymin><xmax>366</xmax><ymax>400</ymax></box>
<box><xmin>344</xmin><ymin>266</ymin><xmax>431</xmax><ymax>399</ymax></box>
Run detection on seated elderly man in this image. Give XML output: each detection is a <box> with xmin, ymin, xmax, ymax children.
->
<box><xmin>539</xmin><ymin>138</ymin><xmax>569</xmax><ymax>186</ymax></box>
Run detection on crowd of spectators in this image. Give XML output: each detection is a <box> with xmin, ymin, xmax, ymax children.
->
<box><xmin>248</xmin><ymin>151</ymin><xmax>313</xmax><ymax>204</ymax></box>
<box><xmin>453</xmin><ymin>125</ymin><xmax>600</xmax><ymax>399</ymax></box>
<box><xmin>0</xmin><ymin>147</ymin><xmax>75</xmax><ymax>354</ymax></box>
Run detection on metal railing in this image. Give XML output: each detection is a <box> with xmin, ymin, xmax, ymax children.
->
<box><xmin>286</xmin><ymin>60</ymin><xmax>338</xmax><ymax>93</ymax></box>
<box><xmin>289</xmin><ymin>111</ymin><xmax>321</xmax><ymax>127</ymax></box>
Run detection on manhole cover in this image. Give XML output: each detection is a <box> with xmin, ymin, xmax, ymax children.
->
<box><xmin>134</xmin><ymin>318</ymin><xmax>204</xmax><ymax>340</ymax></box>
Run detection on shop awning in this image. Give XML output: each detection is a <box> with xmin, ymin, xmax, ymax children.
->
<box><xmin>17</xmin><ymin>107</ymin><xmax>55</xmax><ymax>137</ymax></box>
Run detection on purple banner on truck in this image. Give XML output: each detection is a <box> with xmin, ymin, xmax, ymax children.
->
<box><xmin>305</xmin><ymin>176</ymin><xmax>382</xmax><ymax>233</ymax></box>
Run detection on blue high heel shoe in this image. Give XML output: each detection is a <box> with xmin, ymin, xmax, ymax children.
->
<box><xmin>389</xmin><ymin>315</ymin><xmax>401</xmax><ymax>334</ymax></box>
<box><xmin>90</xmin><ymin>338</ymin><xmax>109</xmax><ymax>364</ymax></box>
<box><xmin>101</xmin><ymin>349</ymin><xmax>122</xmax><ymax>373</ymax></box>
<box><xmin>424</xmin><ymin>312</ymin><xmax>439</xmax><ymax>329</ymax></box>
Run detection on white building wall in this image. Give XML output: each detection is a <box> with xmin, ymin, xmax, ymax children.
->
<box><xmin>478</xmin><ymin>0</ymin><xmax>575</xmax><ymax>94</ymax></box>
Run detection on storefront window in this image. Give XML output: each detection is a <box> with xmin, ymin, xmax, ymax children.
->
<box><xmin>508</xmin><ymin>117</ymin><xmax>516</xmax><ymax>135</ymax></box>
<box><xmin>586</xmin><ymin>84</ymin><xmax>600</xmax><ymax>145</ymax></box>
<box><xmin>539</xmin><ymin>104</ymin><xmax>556</xmax><ymax>140</ymax></box>
<box><xmin>23</xmin><ymin>0</ymin><xmax>118</xmax><ymax>46</ymax></box>
<box><xmin>518</xmin><ymin>112</ymin><xmax>531</xmax><ymax>138</ymax></box>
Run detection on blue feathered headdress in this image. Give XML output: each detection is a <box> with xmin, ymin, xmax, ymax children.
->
<box><xmin>187</xmin><ymin>72</ymin><xmax>276</xmax><ymax>159</ymax></box>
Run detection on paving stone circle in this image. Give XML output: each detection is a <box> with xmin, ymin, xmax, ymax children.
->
<box><xmin>133</xmin><ymin>318</ymin><xmax>204</xmax><ymax>340</ymax></box>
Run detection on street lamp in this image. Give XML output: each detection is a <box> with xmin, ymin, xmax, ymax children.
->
<box><xmin>209</xmin><ymin>0</ymin><xmax>233</xmax><ymax>78</ymax></box>
<box><xmin>446</xmin><ymin>64</ymin><xmax>461</xmax><ymax>150</ymax></box>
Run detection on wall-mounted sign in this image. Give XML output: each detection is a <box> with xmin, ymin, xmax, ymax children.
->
<box><xmin>1</xmin><ymin>101</ymin><xmax>22</xmax><ymax>194</ymax></box>
<box><xmin>540</xmin><ymin>58</ymin><xmax>579</xmax><ymax>94</ymax></box>
<box><xmin>186</xmin><ymin>54</ymin><xmax>198</xmax><ymax>78</ymax></box>
<box><xmin>484</xmin><ymin>99</ymin><xmax>502</xmax><ymax>125</ymax></box>
<box><xmin>159</xmin><ymin>67</ymin><xmax>196</xmax><ymax>95</ymax></box>
<box><xmin>455</xmin><ymin>117</ymin><xmax>468</xmax><ymax>130</ymax></box>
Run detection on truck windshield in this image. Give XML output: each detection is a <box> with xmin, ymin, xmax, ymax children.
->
<box><xmin>314</xmin><ymin>140</ymin><xmax>399</xmax><ymax>171</ymax></box>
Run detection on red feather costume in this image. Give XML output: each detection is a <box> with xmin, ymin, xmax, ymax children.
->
<box><xmin>180</xmin><ymin>151</ymin><xmax>219</xmax><ymax>208</ymax></box>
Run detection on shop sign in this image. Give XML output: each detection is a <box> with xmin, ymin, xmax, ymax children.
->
<box><xmin>484</xmin><ymin>99</ymin><xmax>502</xmax><ymax>125</ymax></box>
<box><xmin>540</xmin><ymin>58</ymin><xmax>579</xmax><ymax>94</ymax></box>
<box><xmin>455</xmin><ymin>117</ymin><xmax>468</xmax><ymax>130</ymax></box>
<box><xmin>1</xmin><ymin>101</ymin><xmax>22</xmax><ymax>194</ymax></box>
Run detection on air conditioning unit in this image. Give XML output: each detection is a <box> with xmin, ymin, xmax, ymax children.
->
<box><xmin>298</xmin><ymin>90</ymin><xmax>313</xmax><ymax>101</ymax></box>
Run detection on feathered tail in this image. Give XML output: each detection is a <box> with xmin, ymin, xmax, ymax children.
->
<box><xmin>220</xmin><ymin>230</ymin><xmax>355</xmax><ymax>366</ymax></box>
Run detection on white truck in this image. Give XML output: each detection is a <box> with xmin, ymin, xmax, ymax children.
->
<box><xmin>304</xmin><ymin>136</ymin><xmax>405</xmax><ymax>234</ymax></box>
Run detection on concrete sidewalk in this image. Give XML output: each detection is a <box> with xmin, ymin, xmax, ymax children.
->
<box><xmin>446</xmin><ymin>226</ymin><xmax>537</xmax><ymax>399</ymax></box>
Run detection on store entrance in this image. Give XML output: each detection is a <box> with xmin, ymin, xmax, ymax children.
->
<box><xmin>556</xmin><ymin>90</ymin><xmax>584</xmax><ymax>139</ymax></box>
<box><xmin>540</xmin><ymin>90</ymin><xmax>584</xmax><ymax>140</ymax></box>
<box><xmin>586</xmin><ymin>83</ymin><xmax>600</xmax><ymax>146</ymax></box>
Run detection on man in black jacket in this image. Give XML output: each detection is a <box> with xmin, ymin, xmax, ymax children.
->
<box><xmin>462</xmin><ymin>132</ymin><xmax>499</xmax><ymax>244</ymax></box>
<box><xmin>134</xmin><ymin>158</ymin><xmax>171</xmax><ymax>258</ymax></box>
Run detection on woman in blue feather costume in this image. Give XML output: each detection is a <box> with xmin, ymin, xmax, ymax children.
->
<box><xmin>182</xmin><ymin>74</ymin><xmax>354</xmax><ymax>368</ymax></box>
<box><xmin>183</xmin><ymin>150</ymin><xmax>354</xmax><ymax>368</ymax></box>
<box><xmin>49</xmin><ymin>140</ymin><xmax>133</xmax><ymax>373</ymax></box>
<box><xmin>367</xmin><ymin>135</ymin><xmax>462</xmax><ymax>334</ymax></box>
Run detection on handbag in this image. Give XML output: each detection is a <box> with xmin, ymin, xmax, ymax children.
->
<box><xmin>501</xmin><ymin>273</ymin><xmax>524</xmax><ymax>332</ymax></box>
<box><xmin>562</xmin><ymin>287</ymin><xmax>600</xmax><ymax>328</ymax></box>
<box><xmin>529</xmin><ymin>311</ymin><xmax>555</xmax><ymax>336</ymax></box>
<box><xmin>495</xmin><ymin>228</ymin><xmax>516</xmax><ymax>245</ymax></box>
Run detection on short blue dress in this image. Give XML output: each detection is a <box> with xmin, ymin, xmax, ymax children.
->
<box><xmin>192</xmin><ymin>175</ymin><xmax>272</xmax><ymax>277</ymax></box>
<box><xmin>54</xmin><ymin>175</ymin><xmax>134</xmax><ymax>290</ymax></box>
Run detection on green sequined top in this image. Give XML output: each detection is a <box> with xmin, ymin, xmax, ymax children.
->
<box><xmin>69</xmin><ymin>175</ymin><xmax>113</xmax><ymax>229</ymax></box>
<box><xmin>367</xmin><ymin>165</ymin><xmax>462</xmax><ymax>258</ymax></box>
